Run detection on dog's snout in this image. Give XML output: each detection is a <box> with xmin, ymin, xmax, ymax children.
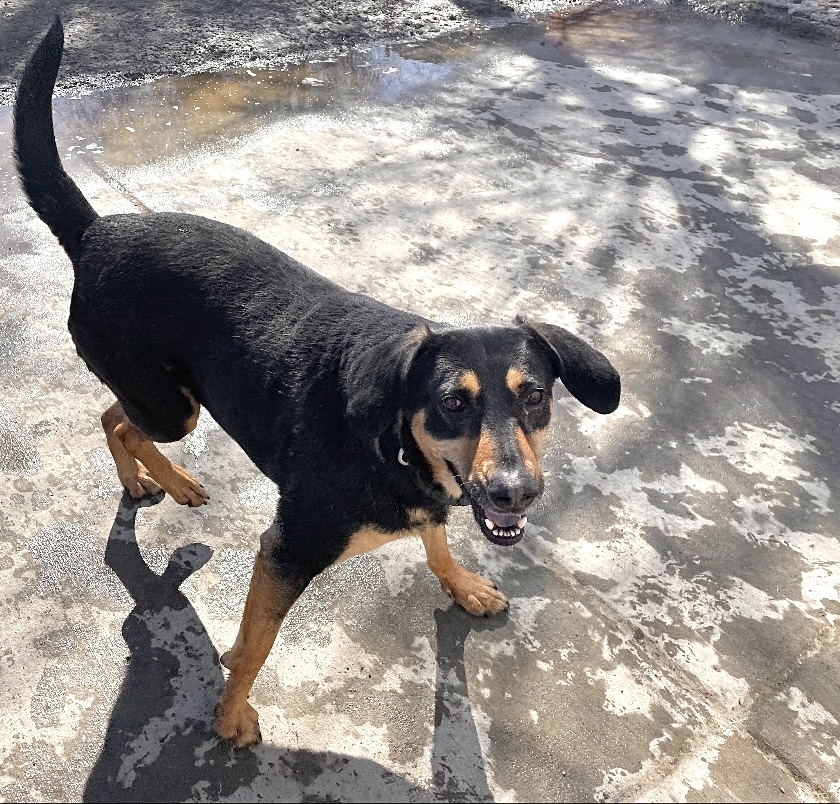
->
<box><xmin>486</xmin><ymin>470</ymin><xmax>541</xmax><ymax>513</ymax></box>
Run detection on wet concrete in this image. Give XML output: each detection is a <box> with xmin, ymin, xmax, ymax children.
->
<box><xmin>1</xmin><ymin>4</ymin><xmax>840</xmax><ymax>801</ymax></box>
<box><xmin>1</xmin><ymin>0</ymin><xmax>838</xmax><ymax>107</ymax></box>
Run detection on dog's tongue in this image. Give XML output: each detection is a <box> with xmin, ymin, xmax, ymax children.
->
<box><xmin>484</xmin><ymin>509</ymin><xmax>520</xmax><ymax>528</ymax></box>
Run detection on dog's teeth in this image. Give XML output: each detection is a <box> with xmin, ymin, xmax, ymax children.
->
<box><xmin>517</xmin><ymin>516</ymin><xmax>527</xmax><ymax>528</ymax></box>
<box><xmin>485</xmin><ymin>518</ymin><xmax>494</xmax><ymax>530</ymax></box>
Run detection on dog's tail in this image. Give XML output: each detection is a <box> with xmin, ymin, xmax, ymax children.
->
<box><xmin>14</xmin><ymin>17</ymin><xmax>98</xmax><ymax>264</ymax></box>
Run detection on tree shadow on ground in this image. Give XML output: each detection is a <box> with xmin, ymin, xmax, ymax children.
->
<box><xmin>84</xmin><ymin>491</ymin><xmax>504</xmax><ymax>802</ymax></box>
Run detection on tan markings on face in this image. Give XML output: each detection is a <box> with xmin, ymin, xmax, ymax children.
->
<box><xmin>410</xmin><ymin>410</ymin><xmax>475</xmax><ymax>499</ymax></box>
<box><xmin>459</xmin><ymin>370</ymin><xmax>481</xmax><ymax>398</ymax></box>
<box><xmin>515</xmin><ymin>425</ymin><xmax>545</xmax><ymax>481</ymax></box>
<box><xmin>521</xmin><ymin>397</ymin><xmax>552</xmax><ymax>463</ymax></box>
<box><xmin>506</xmin><ymin>366</ymin><xmax>527</xmax><ymax>395</ymax></box>
<box><xmin>526</xmin><ymin>425</ymin><xmax>550</xmax><ymax>460</ymax></box>
<box><xmin>470</xmin><ymin>427</ymin><xmax>496</xmax><ymax>484</ymax></box>
<box><xmin>527</xmin><ymin>397</ymin><xmax>552</xmax><ymax>459</ymax></box>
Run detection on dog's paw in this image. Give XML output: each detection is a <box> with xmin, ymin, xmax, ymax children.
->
<box><xmin>439</xmin><ymin>567</ymin><xmax>509</xmax><ymax>617</ymax></box>
<box><xmin>120</xmin><ymin>460</ymin><xmax>164</xmax><ymax>499</ymax></box>
<box><xmin>216</xmin><ymin>696</ymin><xmax>262</xmax><ymax>748</ymax></box>
<box><xmin>158</xmin><ymin>462</ymin><xmax>210</xmax><ymax>507</ymax></box>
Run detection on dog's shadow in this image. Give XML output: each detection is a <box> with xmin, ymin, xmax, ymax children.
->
<box><xmin>84</xmin><ymin>491</ymin><xmax>501</xmax><ymax>802</ymax></box>
<box><xmin>432</xmin><ymin>606</ymin><xmax>506</xmax><ymax>803</ymax></box>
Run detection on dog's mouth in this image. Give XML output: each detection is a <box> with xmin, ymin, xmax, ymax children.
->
<box><xmin>472</xmin><ymin>505</ymin><xmax>527</xmax><ymax>546</ymax></box>
<box><xmin>446</xmin><ymin>462</ymin><xmax>527</xmax><ymax>546</ymax></box>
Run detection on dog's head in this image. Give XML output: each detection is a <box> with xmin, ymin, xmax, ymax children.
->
<box><xmin>344</xmin><ymin>318</ymin><xmax>620</xmax><ymax>545</ymax></box>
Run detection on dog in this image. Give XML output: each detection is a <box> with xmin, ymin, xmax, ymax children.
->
<box><xmin>15</xmin><ymin>18</ymin><xmax>621</xmax><ymax>748</ymax></box>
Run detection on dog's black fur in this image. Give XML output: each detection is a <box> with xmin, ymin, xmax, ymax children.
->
<box><xmin>16</xmin><ymin>18</ymin><xmax>620</xmax><ymax>744</ymax></box>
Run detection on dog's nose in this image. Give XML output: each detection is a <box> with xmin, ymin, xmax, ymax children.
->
<box><xmin>486</xmin><ymin>470</ymin><xmax>541</xmax><ymax>513</ymax></box>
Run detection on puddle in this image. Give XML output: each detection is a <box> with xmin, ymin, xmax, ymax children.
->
<box><xmin>1</xmin><ymin>4</ymin><xmax>837</xmax><ymax>177</ymax></box>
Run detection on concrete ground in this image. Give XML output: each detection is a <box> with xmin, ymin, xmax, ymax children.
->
<box><xmin>1</xmin><ymin>2</ymin><xmax>840</xmax><ymax>802</ymax></box>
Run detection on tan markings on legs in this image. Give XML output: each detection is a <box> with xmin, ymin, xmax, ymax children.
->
<box><xmin>470</xmin><ymin>427</ymin><xmax>496</xmax><ymax>484</ymax></box>
<box><xmin>408</xmin><ymin>508</ymin><xmax>431</xmax><ymax>527</ymax></box>
<box><xmin>217</xmin><ymin>550</ymin><xmax>302</xmax><ymax>748</ymax></box>
<box><xmin>410</xmin><ymin>410</ymin><xmax>474</xmax><ymax>500</ymax></box>
<box><xmin>515</xmin><ymin>425</ymin><xmax>545</xmax><ymax>482</ymax></box>
<box><xmin>458</xmin><ymin>370</ymin><xmax>481</xmax><ymax>398</ymax></box>
<box><xmin>335</xmin><ymin>510</ymin><xmax>430</xmax><ymax>564</ymax></box>
<box><xmin>335</xmin><ymin>526</ymin><xmax>409</xmax><ymax>563</ymax></box>
<box><xmin>420</xmin><ymin>523</ymin><xmax>508</xmax><ymax>617</ymax></box>
<box><xmin>506</xmin><ymin>366</ymin><xmax>527</xmax><ymax>395</ymax></box>
<box><xmin>101</xmin><ymin>402</ymin><xmax>163</xmax><ymax>498</ymax></box>
<box><xmin>182</xmin><ymin>388</ymin><xmax>201</xmax><ymax>433</ymax></box>
<box><xmin>101</xmin><ymin>399</ymin><xmax>209</xmax><ymax>507</ymax></box>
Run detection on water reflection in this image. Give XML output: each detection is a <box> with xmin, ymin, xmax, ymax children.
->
<box><xmin>40</xmin><ymin>6</ymin><xmax>831</xmax><ymax>175</ymax></box>
<box><xmin>54</xmin><ymin>42</ymin><xmax>461</xmax><ymax>168</ymax></box>
<box><xmin>49</xmin><ymin>22</ymin><xmax>562</xmax><ymax>169</ymax></box>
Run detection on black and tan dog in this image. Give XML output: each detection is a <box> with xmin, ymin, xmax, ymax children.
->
<box><xmin>15</xmin><ymin>19</ymin><xmax>621</xmax><ymax>747</ymax></box>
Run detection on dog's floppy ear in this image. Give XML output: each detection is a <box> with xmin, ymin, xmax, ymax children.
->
<box><xmin>517</xmin><ymin>316</ymin><xmax>621</xmax><ymax>414</ymax></box>
<box><xmin>344</xmin><ymin>325</ymin><xmax>430</xmax><ymax>445</ymax></box>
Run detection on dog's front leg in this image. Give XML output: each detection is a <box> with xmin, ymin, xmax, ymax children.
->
<box><xmin>216</xmin><ymin>526</ymin><xmax>309</xmax><ymax>748</ymax></box>
<box><xmin>420</xmin><ymin>523</ymin><xmax>509</xmax><ymax>617</ymax></box>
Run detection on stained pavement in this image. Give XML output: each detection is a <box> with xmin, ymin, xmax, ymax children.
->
<box><xmin>1</xmin><ymin>6</ymin><xmax>840</xmax><ymax>801</ymax></box>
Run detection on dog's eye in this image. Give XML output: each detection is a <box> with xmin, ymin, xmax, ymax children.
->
<box><xmin>525</xmin><ymin>389</ymin><xmax>545</xmax><ymax>406</ymax></box>
<box><xmin>441</xmin><ymin>395</ymin><xmax>465</xmax><ymax>413</ymax></box>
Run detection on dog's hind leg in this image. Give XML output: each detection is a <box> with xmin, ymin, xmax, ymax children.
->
<box><xmin>420</xmin><ymin>523</ymin><xmax>509</xmax><ymax>617</ymax></box>
<box><xmin>216</xmin><ymin>527</ymin><xmax>310</xmax><ymax>747</ymax></box>
<box><xmin>101</xmin><ymin>396</ymin><xmax>209</xmax><ymax>507</ymax></box>
<box><xmin>101</xmin><ymin>402</ymin><xmax>163</xmax><ymax>498</ymax></box>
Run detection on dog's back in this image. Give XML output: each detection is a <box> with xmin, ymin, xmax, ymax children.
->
<box><xmin>12</xmin><ymin>19</ymin><xmax>434</xmax><ymax>503</ymax></box>
<box><xmin>12</xmin><ymin>17</ymin><xmax>406</xmax><ymax>478</ymax></box>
